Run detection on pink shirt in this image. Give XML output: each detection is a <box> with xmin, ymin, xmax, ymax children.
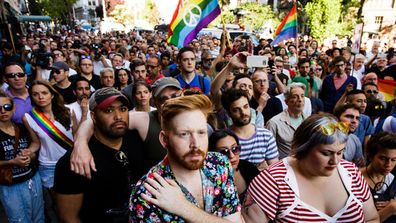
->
<box><xmin>333</xmin><ymin>74</ymin><xmax>348</xmax><ymax>90</ymax></box>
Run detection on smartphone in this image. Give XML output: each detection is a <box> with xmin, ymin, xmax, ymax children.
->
<box><xmin>247</xmin><ymin>56</ymin><xmax>269</xmax><ymax>68</ymax></box>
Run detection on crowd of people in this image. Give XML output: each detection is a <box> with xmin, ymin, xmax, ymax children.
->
<box><xmin>0</xmin><ymin>26</ymin><xmax>395</xmax><ymax>223</ymax></box>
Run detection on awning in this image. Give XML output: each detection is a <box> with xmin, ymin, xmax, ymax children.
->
<box><xmin>16</xmin><ymin>15</ymin><xmax>52</xmax><ymax>22</ymax></box>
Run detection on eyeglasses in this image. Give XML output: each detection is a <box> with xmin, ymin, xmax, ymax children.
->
<box><xmin>320</xmin><ymin>122</ymin><xmax>349</xmax><ymax>135</ymax></box>
<box><xmin>0</xmin><ymin>103</ymin><xmax>13</xmax><ymax>112</ymax></box>
<box><xmin>81</xmin><ymin>55</ymin><xmax>92</xmax><ymax>60</ymax></box>
<box><xmin>217</xmin><ymin>145</ymin><xmax>241</xmax><ymax>157</ymax></box>
<box><xmin>335</xmin><ymin>63</ymin><xmax>345</xmax><ymax>68</ymax></box>
<box><xmin>5</xmin><ymin>72</ymin><xmax>26</xmax><ymax>79</ymax></box>
<box><xmin>316</xmin><ymin>68</ymin><xmax>322</xmax><ymax>71</ymax></box>
<box><xmin>366</xmin><ymin>90</ymin><xmax>378</xmax><ymax>94</ymax></box>
<box><xmin>146</xmin><ymin>64</ymin><xmax>158</xmax><ymax>69</ymax></box>
<box><xmin>253</xmin><ymin>79</ymin><xmax>268</xmax><ymax>85</ymax></box>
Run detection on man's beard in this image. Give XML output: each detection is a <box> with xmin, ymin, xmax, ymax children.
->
<box><xmin>168</xmin><ymin>147</ymin><xmax>207</xmax><ymax>170</ymax></box>
<box><xmin>96</xmin><ymin>120</ymin><xmax>128</xmax><ymax>138</ymax></box>
<box><xmin>233</xmin><ymin>114</ymin><xmax>251</xmax><ymax>127</ymax></box>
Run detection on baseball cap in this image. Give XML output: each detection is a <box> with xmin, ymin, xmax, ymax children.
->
<box><xmin>51</xmin><ymin>61</ymin><xmax>69</xmax><ymax>71</ymax></box>
<box><xmin>152</xmin><ymin>77</ymin><xmax>181</xmax><ymax>97</ymax></box>
<box><xmin>89</xmin><ymin>87</ymin><xmax>129</xmax><ymax>111</ymax></box>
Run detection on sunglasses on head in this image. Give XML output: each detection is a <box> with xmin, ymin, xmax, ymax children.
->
<box><xmin>0</xmin><ymin>103</ymin><xmax>13</xmax><ymax>112</ymax></box>
<box><xmin>5</xmin><ymin>72</ymin><xmax>26</xmax><ymax>79</ymax></box>
<box><xmin>320</xmin><ymin>122</ymin><xmax>349</xmax><ymax>135</ymax></box>
<box><xmin>217</xmin><ymin>145</ymin><xmax>241</xmax><ymax>157</ymax></box>
<box><xmin>81</xmin><ymin>55</ymin><xmax>92</xmax><ymax>60</ymax></box>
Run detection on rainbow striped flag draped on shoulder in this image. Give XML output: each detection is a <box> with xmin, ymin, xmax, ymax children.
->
<box><xmin>167</xmin><ymin>0</ymin><xmax>221</xmax><ymax>48</ymax></box>
<box><xmin>271</xmin><ymin>4</ymin><xmax>297</xmax><ymax>46</ymax></box>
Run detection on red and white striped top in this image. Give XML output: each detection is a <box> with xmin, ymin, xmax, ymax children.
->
<box><xmin>248</xmin><ymin>159</ymin><xmax>371</xmax><ymax>222</ymax></box>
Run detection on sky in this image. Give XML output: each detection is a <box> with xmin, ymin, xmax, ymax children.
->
<box><xmin>153</xmin><ymin>0</ymin><xmax>179</xmax><ymax>23</ymax></box>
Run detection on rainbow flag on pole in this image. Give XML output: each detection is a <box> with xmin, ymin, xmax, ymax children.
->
<box><xmin>271</xmin><ymin>4</ymin><xmax>297</xmax><ymax>46</ymax></box>
<box><xmin>167</xmin><ymin>0</ymin><xmax>221</xmax><ymax>48</ymax></box>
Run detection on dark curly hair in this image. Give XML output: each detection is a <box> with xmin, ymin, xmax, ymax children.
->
<box><xmin>29</xmin><ymin>80</ymin><xmax>71</xmax><ymax>130</ymax></box>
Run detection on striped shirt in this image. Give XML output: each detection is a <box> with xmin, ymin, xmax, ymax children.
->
<box><xmin>237</xmin><ymin>127</ymin><xmax>279</xmax><ymax>165</ymax></box>
<box><xmin>248</xmin><ymin>159</ymin><xmax>371</xmax><ymax>222</ymax></box>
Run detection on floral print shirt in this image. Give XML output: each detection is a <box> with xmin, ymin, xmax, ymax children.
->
<box><xmin>129</xmin><ymin>152</ymin><xmax>241</xmax><ymax>222</ymax></box>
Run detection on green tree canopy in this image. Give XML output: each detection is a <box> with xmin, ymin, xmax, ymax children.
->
<box><xmin>39</xmin><ymin>0</ymin><xmax>76</xmax><ymax>24</ymax></box>
<box><xmin>304</xmin><ymin>0</ymin><xmax>343</xmax><ymax>40</ymax></box>
<box><xmin>213</xmin><ymin>3</ymin><xmax>279</xmax><ymax>31</ymax></box>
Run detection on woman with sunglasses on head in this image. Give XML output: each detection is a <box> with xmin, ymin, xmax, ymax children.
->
<box><xmin>0</xmin><ymin>90</ymin><xmax>44</xmax><ymax>223</ymax></box>
<box><xmin>114</xmin><ymin>68</ymin><xmax>132</xmax><ymax>91</ymax></box>
<box><xmin>242</xmin><ymin>114</ymin><xmax>379</xmax><ymax>223</ymax></box>
<box><xmin>209</xmin><ymin>129</ymin><xmax>259</xmax><ymax>201</ymax></box>
<box><xmin>131</xmin><ymin>81</ymin><xmax>156</xmax><ymax>112</ymax></box>
<box><xmin>23</xmin><ymin>80</ymin><xmax>75</xmax><ymax>221</ymax></box>
<box><xmin>361</xmin><ymin>132</ymin><xmax>396</xmax><ymax>223</ymax></box>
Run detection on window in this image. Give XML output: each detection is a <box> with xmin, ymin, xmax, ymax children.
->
<box><xmin>375</xmin><ymin>16</ymin><xmax>383</xmax><ymax>24</ymax></box>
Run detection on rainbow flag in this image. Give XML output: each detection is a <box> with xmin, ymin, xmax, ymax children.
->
<box><xmin>378</xmin><ymin>79</ymin><xmax>396</xmax><ymax>101</ymax></box>
<box><xmin>167</xmin><ymin>0</ymin><xmax>221</xmax><ymax>48</ymax></box>
<box><xmin>271</xmin><ymin>4</ymin><xmax>297</xmax><ymax>46</ymax></box>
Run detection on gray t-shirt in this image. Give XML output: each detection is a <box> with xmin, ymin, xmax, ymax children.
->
<box><xmin>344</xmin><ymin>134</ymin><xmax>364</xmax><ymax>165</ymax></box>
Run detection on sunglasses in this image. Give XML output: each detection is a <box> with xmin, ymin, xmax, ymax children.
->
<box><xmin>335</xmin><ymin>63</ymin><xmax>345</xmax><ymax>68</ymax></box>
<box><xmin>217</xmin><ymin>145</ymin><xmax>241</xmax><ymax>157</ymax></box>
<box><xmin>0</xmin><ymin>103</ymin><xmax>13</xmax><ymax>112</ymax></box>
<box><xmin>316</xmin><ymin>68</ymin><xmax>322</xmax><ymax>71</ymax></box>
<box><xmin>81</xmin><ymin>55</ymin><xmax>92</xmax><ymax>60</ymax></box>
<box><xmin>5</xmin><ymin>72</ymin><xmax>26</xmax><ymax>79</ymax></box>
<box><xmin>51</xmin><ymin>69</ymin><xmax>61</xmax><ymax>74</ymax></box>
<box><xmin>366</xmin><ymin>90</ymin><xmax>378</xmax><ymax>94</ymax></box>
<box><xmin>115</xmin><ymin>150</ymin><xmax>129</xmax><ymax>167</ymax></box>
<box><xmin>320</xmin><ymin>122</ymin><xmax>349</xmax><ymax>135</ymax></box>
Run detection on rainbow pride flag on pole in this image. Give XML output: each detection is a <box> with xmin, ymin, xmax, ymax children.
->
<box><xmin>167</xmin><ymin>0</ymin><xmax>221</xmax><ymax>48</ymax></box>
<box><xmin>271</xmin><ymin>4</ymin><xmax>297</xmax><ymax>46</ymax></box>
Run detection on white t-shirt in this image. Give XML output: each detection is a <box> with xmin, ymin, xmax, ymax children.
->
<box><xmin>66</xmin><ymin>101</ymin><xmax>92</xmax><ymax>124</ymax></box>
<box><xmin>93</xmin><ymin>59</ymin><xmax>112</xmax><ymax>75</ymax></box>
<box><xmin>276</xmin><ymin>94</ymin><xmax>312</xmax><ymax>116</ymax></box>
<box><xmin>24</xmin><ymin>112</ymin><xmax>73</xmax><ymax>166</ymax></box>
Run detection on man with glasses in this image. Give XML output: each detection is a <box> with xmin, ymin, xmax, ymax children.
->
<box><xmin>175</xmin><ymin>47</ymin><xmax>211</xmax><ymax>94</ymax></box>
<box><xmin>3</xmin><ymin>62</ymin><xmax>31</xmax><ymax>124</ymax></box>
<box><xmin>146</xmin><ymin>56</ymin><xmax>164</xmax><ymax>85</ymax></box>
<box><xmin>250</xmin><ymin>70</ymin><xmax>283</xmax><ymax>125</ymax></box>
<box><xmin>52</xmin><ymin>49</ymin><xmax>77</xmax><ymax>76</ymax></box>
<box><xmin>51</xmin><ymin>61</ymin><xmax>76</xmax><ymax>104</ymax></box>
<box><xmin>320</xmin><ymin>56</ymin><xmax>358</xmax><ymax>113</ymax></box>
<box><xmin>70</xmin><ymin>77</ymin><xmax>183</xmax><ymax>179</ymax></box>
<box><xmin>54</xmin><ymin>87</ymin><xmax>147</xmax><ymax>223</ymax></box>
<box><xmin>362</xmin><ymin>83</ymin><xmax>384</xmax><ymax>102</ymax></box>
<box><xmin>69</xmin><ymin>57</ymin><xmax>101</xmax><ymax>90</ymax></box>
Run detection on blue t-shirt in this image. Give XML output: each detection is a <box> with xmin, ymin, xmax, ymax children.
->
<box><xmin>353</xmin><ymin>114</ymin><xmax>374</xmax><ymax>148</ymax></box>
<box><xmin>176</xmin><ymin>74</ymin><xmax>211</xmax><ymax>95</ymax></box>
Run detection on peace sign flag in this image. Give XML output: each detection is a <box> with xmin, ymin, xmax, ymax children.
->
<box><xmin>167</xmin><ymin>0</ymin><xmax>221</xmax><ymax>48</ymax></box>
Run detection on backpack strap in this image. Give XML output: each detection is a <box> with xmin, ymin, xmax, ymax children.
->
<box><xmin>198</xmin><ymin>75</ymin><xmax>205</xmax><ymax>94</ymax></box>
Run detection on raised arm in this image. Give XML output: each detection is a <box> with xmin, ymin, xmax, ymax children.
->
<box><xmin>210</xmin><ymin>52</ymin><xmax>249</xmax><ymax>110</ymax></box>
<box><xmin>70</xmin><ymin>118</ymin><xmax>95</xmax><ymax>178</ymax></box>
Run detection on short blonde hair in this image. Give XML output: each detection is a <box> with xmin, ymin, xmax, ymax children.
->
<box><xmin>161</xmin><ymin>94</ymin><xmax>212</xmax><ymax>131</ymax></box>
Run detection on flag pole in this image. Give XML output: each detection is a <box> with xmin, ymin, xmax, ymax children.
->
<box><xmin>295</xmin><ymin>1</ymin><xmax>298</xmax><ymax>68</ymax></box>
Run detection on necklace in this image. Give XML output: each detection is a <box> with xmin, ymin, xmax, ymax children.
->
<box><xmin>366</xmin><ymin>166</ymin><xmax>385</xmax><ymax>191</ymax></box>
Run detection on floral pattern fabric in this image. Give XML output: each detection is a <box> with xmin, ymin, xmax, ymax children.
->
<box><xmin>129</xmin><ymin>152</ymin><xmax>241</xmax><ymax>223</ymax></box>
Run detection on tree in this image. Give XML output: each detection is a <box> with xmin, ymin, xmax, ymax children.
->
<box><xmin>110</xmin><ymin>4</ymin><xmax>134</xmax><ymax>25</ymax></box>
<box><xmin>39</xmin><ymin>0</ymin><xmax>77</xmax><ymax>24</ymax></box>
<box><xmin>213</xmin><ymin>3</ymin><xmax>279</xmax><ymax>31</ymax></box>
<box><xmin>304</xmin><ymin>0</ymin><xmax>343</xmax><ymax>40</ymax></box>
